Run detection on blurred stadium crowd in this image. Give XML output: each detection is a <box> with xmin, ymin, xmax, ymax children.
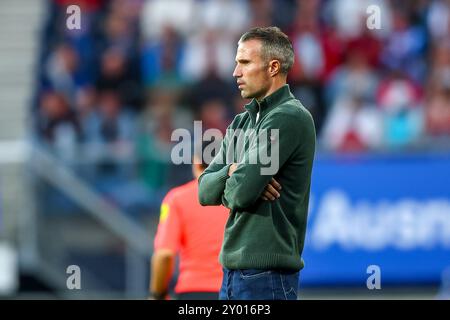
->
<box><xmin>32</xmin><ymin>0</ymin><xmax>450</xmax><ymax>213</ymax></box>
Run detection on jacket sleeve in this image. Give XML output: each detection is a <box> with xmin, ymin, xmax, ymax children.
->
<box><xmin>198</xmin><ymin>131</ymin><xmax>232</xmax><ymax>206</ymax></box>
<box><xmin>221</xmin><ymin>112</ymin><xmax>302</xmax><ymax>211</ymax></box>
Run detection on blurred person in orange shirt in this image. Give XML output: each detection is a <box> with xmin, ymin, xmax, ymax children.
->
<box><xmin>149</xmin><ymin>141</ymin><xmax>228</xmax><ymax>300</ymax></box>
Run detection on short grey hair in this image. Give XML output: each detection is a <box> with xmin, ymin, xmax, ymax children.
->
<box><xmin>238</xmin><ymin>26</ymin><xmax>294</xmax><ymax>74</ymax></box>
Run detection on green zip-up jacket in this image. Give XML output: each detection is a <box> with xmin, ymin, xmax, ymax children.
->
<box><xmin>198</xmin><ymin>84</ymin><xmax>316</xmax><ymax>271</ymax></box>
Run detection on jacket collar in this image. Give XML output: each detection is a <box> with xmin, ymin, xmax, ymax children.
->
<box><xmin>244</xmin><ymin>84</ymin><xmax>294</xmax><ymax>121</ymax></box>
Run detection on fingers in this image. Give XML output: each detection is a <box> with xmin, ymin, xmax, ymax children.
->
<box><xmin>261</xmin><ymin>190</ymin><xmax>277</xmax><ymax>201</ymax></box>
<box><xmin>261</xmin><ymin>190</ymin><xmax>275</xmax><ymax>200</ymax></box>
<box><xmin>228</xmin><ymin>163</ymin><xmax>238</xmax><ymax>176</ymax></box>
<box><xmin>266</xmin><ymin>184</ymin><xmax>280</xmax><ymax>199</ymax></box>
<box><xmin>261</xmin><ymin>178</ymin><xmax>282</xmax><ymax>201</ymax></box>
<box><xmin>270</xmin><ymin>178</ymin><xmax>282</xmax><ymax>191</ymax></box>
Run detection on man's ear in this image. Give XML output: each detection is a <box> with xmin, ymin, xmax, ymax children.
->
<box><xmin>269</xmin><ymin>60</ymin><xmax>281</xmax><ymax>77</ymax></box>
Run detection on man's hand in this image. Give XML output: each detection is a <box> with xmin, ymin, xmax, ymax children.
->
<box><xmin>228</xmin><ymin>163</ymin><xmax>238</xmax><ymax>176</ymax></box>
<box><xmin>261</xmin><ymin>178</ymin><xmax>282</xmax><ymax>201</ymax></box>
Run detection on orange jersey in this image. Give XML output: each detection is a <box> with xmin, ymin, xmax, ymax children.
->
<box><xmin>154</xmin><ymin>179</ymin><xmax>229</xmax><ymax>293</ymax></box>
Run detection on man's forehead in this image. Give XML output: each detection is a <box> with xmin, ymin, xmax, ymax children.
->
<box><xmin>236</xmin><ymin>39</ymin><xmax>262</xmax><ymax>58</ymax></box>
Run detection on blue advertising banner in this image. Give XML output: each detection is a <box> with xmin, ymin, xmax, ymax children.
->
<box><xmin>300</xmin><ymin>153</ymin><xmax>450</xmax><ymax>286</ymax></box>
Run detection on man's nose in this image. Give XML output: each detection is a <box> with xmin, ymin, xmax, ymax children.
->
<box><xmin>233</xmin><ymin>65</ymin><xmax>241</xmax><ymax>78</ymax></box>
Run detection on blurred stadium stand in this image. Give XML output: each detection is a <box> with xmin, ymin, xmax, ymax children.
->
<box><xmin>0</xmin><ymin>0</ymin><xmax>449</xmax><ymax>299</ymax></box>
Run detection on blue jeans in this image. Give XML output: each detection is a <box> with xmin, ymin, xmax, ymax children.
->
<box><xmin>219</xmin><ymin>268</ymin><xmax>299</xmax><ymax>300</ymax></box>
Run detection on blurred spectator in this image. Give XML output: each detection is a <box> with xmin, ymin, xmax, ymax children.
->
<box><xmin>75</xmin><ymin>86</ymin><xmax>97</xmax><ymax>120</ymax></box>
<box><xmin>78</xmin><ymin>90</ymin><xmax>138</xmax><ymax>209</ymax></box>
<box><xmin>141</xmin><ymin>26</ymin><xmax>186</xmax><ymax>87</ymax></box>
<box><xmin>289</xmin><ymin>2</ymin><xmax>324</xmax><ymax>82</ymax></box>
<box><xmin>198</xmin><ymin>0</ymin><xmax>250</xmax><ymax>36</ymax></box>
<box><xmin>199</xmin><ymin>99</ymin><xmax>229</xmax><ymax>134</ymax></box>
<box><xmin>96</xmin><ymin>47</ymin><xmax>142</xmax><ymax>109</ymax></box>
<box><xmin>44</xmin><ymin>43</ymin><xmax>87</xmax><ymax>103</ymax></box>
<box><xmin>248</xmin><ymin>0</ymin><xmax>273</xmax><ymax>27</ymax></box>
<box><xmin>428</xmin><ymin>41</ymin><xmax>450</xmax><ymax>93</ymax></box>
<box><xmin>179</xmin><ymin>0</ymin><xmax>250</xmax><ymax>81</ymax></box>
<box><xmin>346</xmin><ymin>28</ymin><xmax>382</xmax><ymax>69</ymax></box>
<box><xmin>288</xmin><ymin>1</ymin><xmax>326</xmax><ymax>134</ymax></box>
<box><xmin>141</xmin><ymin>0</ymin><xmax>196</xmax><ymax>40</ymax></box>
<box><xmin>377</xmin><ymin>71</ymin><xmax>424</xmax><ymax>148</ymax></box>
<box><xmin>181</xmin><ymin>28</ymin><xmax>236</xmax><ymax>82</ymax></box>
<box><xmin>427</xmin><ymin>0</ymin><xmax>450</xmax><ymax>42</ymax></box>
<box><xmin>272</xmin><ymin>0</ymin><xmax>297</xmax><ymax>31</ymax></box>
<box><xmin>321</xmin><ymin>94</ymin><xmax>383</xmax><ymax>152</ymax></box>
<box><xmin>184</xmin><ymin>67</ymin><xmax>235</xmax><ymax>119</ymax></box>
<box><xmin>83</xmin><ymin>90</ymin><xmax>135</xmax><ymax>145</ymax></box>
<box><xmin>58</xmin><ymin>0</ymin><xmax>102</xmax><ymax>72</ymax></box>
<box><xmin>136</xmin><ymin>87</ymin><xmax>192</xmax><ymax>191</ymax></box>
<box><xmin>380</xmin><ymin>9</ymin><xmax>427</xmax><ymax>84</ymax></box>
<box><xmin>328</xmin><ymin>0</ymin><xmax>391</xmax><ymax>38</ymax></box>
<box><xmin>325</xmin><ymin>47</ymin><xmax>379</xmax><ymax>107</ymax></box>
<box><xmin>320</xmin><ymin>23</ymin><xmax>346</xmax><ymax>82</ymax></box>
<box><xmin>291</xmin><ymin>83</ymin><xmax>326</xmax><ymax>135</ymax></box>
<box><xmin>35</xmin><ymin>91</ymin><xmax>82</xmax><ymax>158</ymax></box>
<box><xmin>102</xmin><ymin>9</ymin><xmax>136</xmax><ymax>53</ymax></box>
<box><xmin>425</xmin><ymin>88</ymin><xmax>450</xmax><ymax>136</ymax></box>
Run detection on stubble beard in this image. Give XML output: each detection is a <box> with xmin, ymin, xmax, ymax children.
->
<box><xmin>240</xmin><ymin>85</ymin><xmax>267</xmax><ymax>101</ymax></box>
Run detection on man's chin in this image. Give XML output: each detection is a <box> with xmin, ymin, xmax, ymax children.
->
<box><xmin>240</xmin><ymin>90</ymin><xmax>252</xmax><ymax>99</ymax></box>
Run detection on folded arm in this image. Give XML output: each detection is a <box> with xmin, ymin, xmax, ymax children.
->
<box><xmin>222</xmin><ymin>113</ymin><xmax>300</xmax><ymax>211</ymax></box>
<box><xmin>198</xmin><ymin>135</ymin><xmax>231</xmax><ymax>206</ymax></box>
